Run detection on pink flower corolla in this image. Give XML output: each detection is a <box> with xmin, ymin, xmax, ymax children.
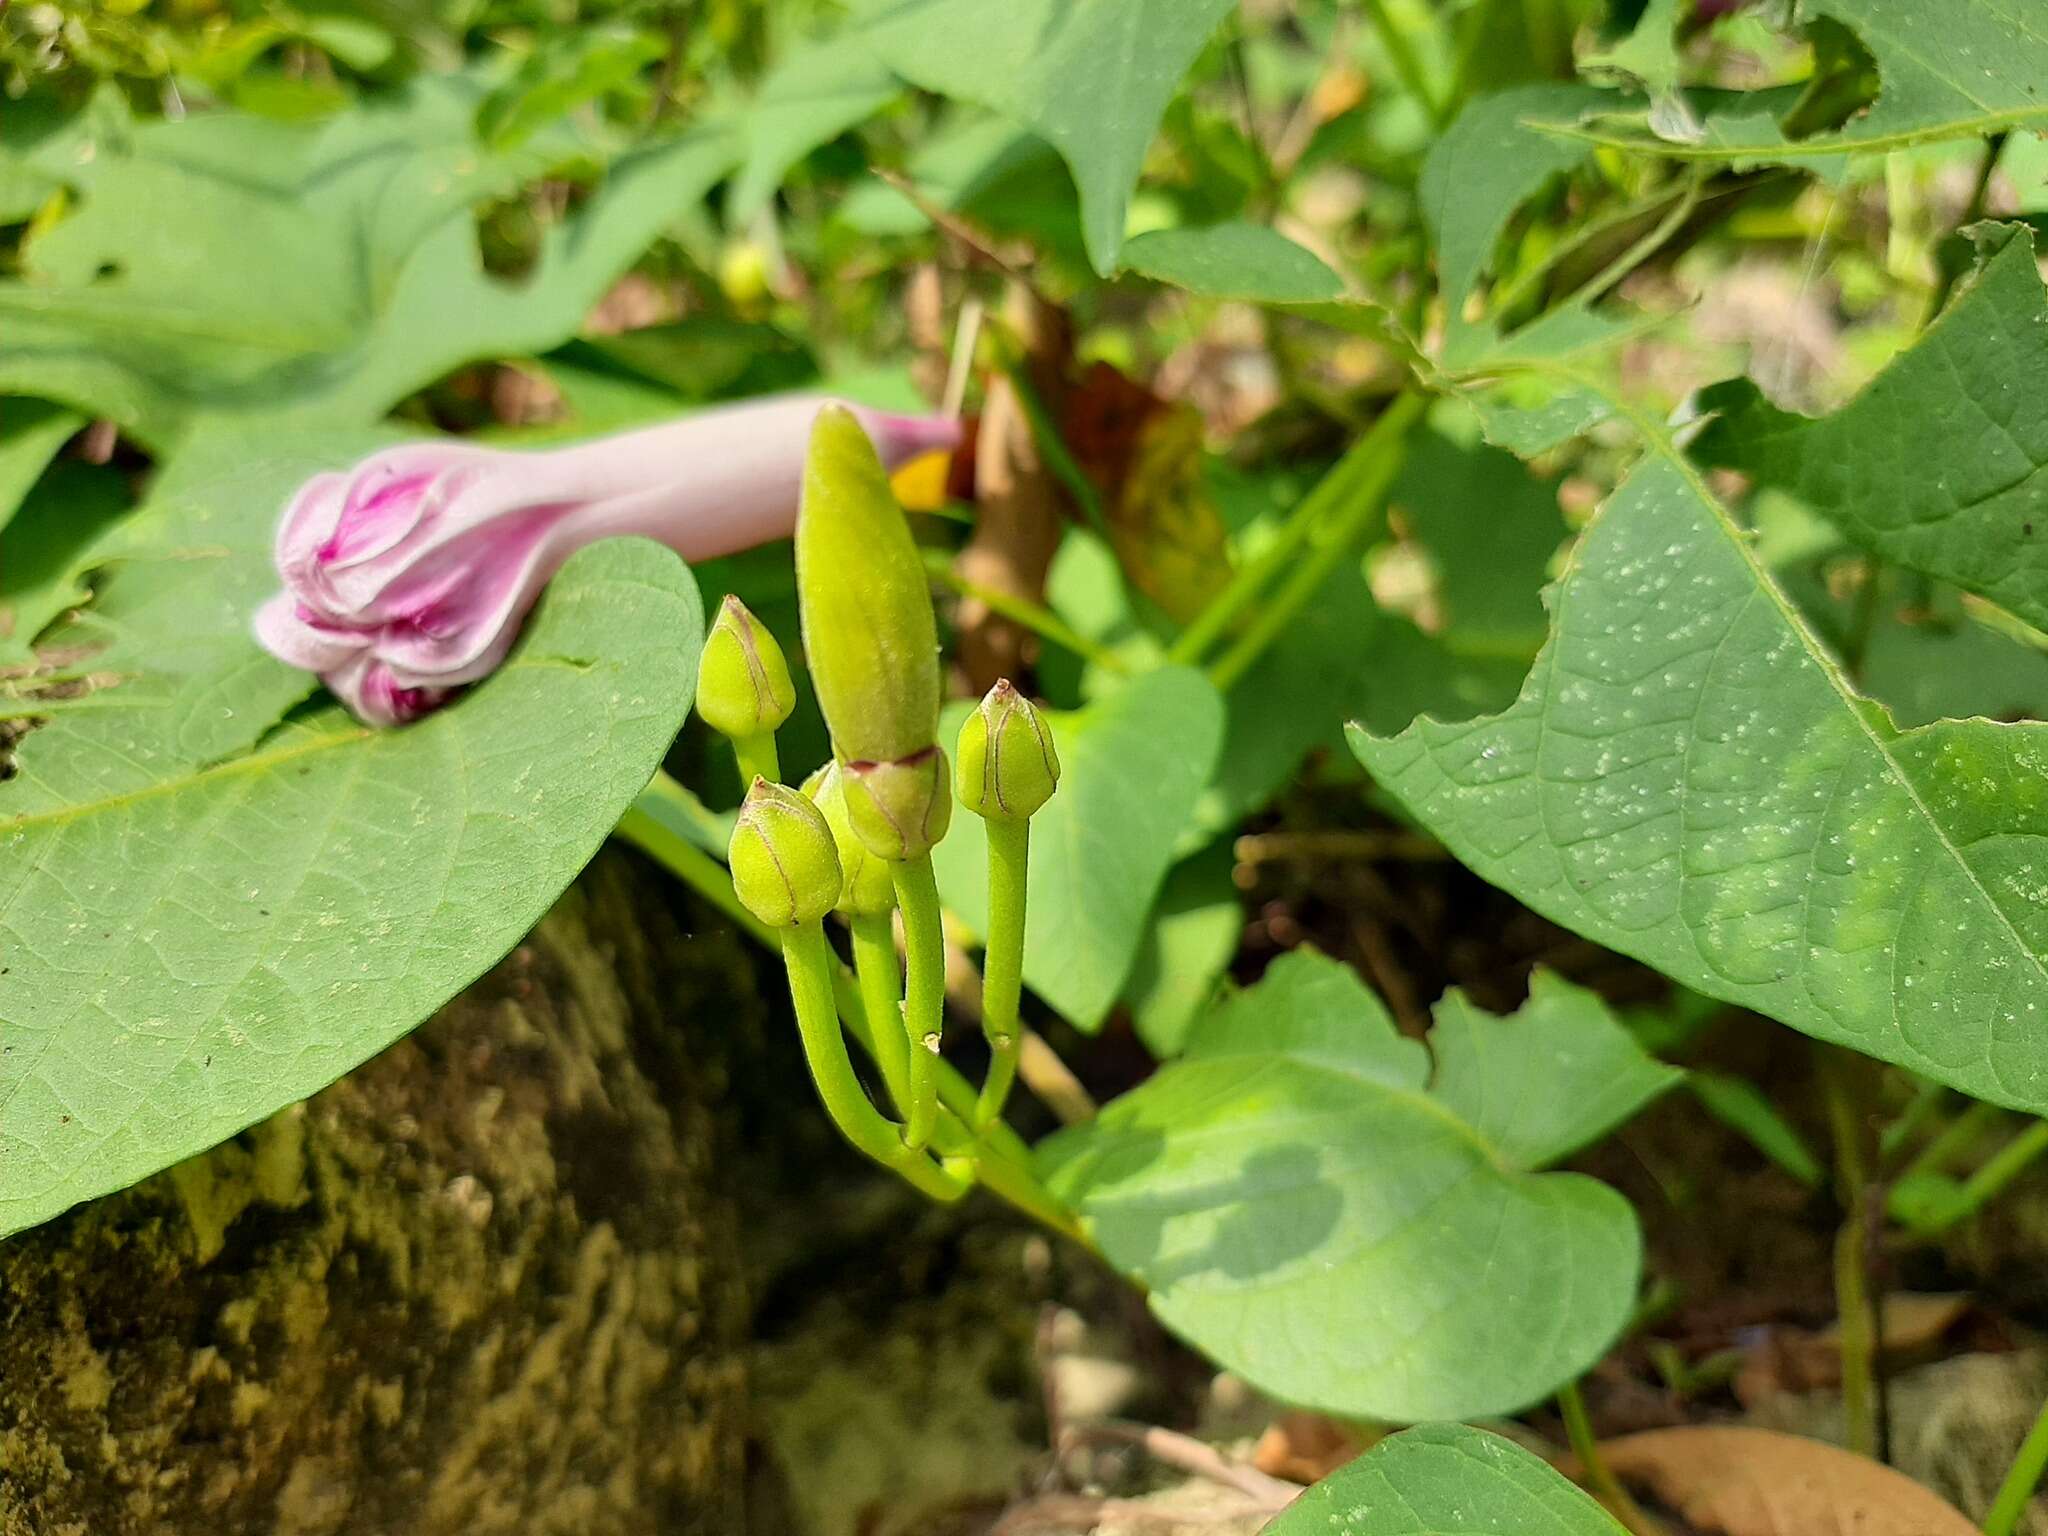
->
<box><xmin>254</xmin><ymin>395</ymin><xmax>959</xmax><ymax>726</ymax></box>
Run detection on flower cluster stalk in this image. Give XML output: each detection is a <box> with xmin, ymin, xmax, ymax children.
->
<box><xmin>684</xmin><ymin>407</ymin><xmax>1079</xmax><ymax>1239</ymax></box>
<box><xmin>890</xmin><ymin>855</ymin><xmax>947</xmax><ymax>1150</ymax></box>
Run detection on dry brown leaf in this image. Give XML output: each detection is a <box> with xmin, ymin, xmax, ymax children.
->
<box><xmin>953</xmin><ymin>286</ymin><xmax>1069</xmax><ymax>690</ymax></box>
<box><xmin>1598</xmin><ymin>1426</ymin><xmax>1977</xmax><ymax>1535</ymax></box>
<box><xmin>1061</xmin><ymin>362</ymin><xmax>1232</xmax><ymax>624</ymax></box>
<box><xmin>1735</xmin><ymin>1293</ymin><xmax>1973</xmax><ymax>1405</ymax></box>
<box><xmin>1251</xmin><ymin>1411</ymin><xmax>1365</xmax><ymax>1484</ymax></box>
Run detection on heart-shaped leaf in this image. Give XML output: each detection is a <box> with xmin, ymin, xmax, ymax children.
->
<box><xmin>0</xmin><ymin>430</ymin><xmax>701</xmax><ymax>1240</ymax></box>
<box><xmin>1268</xmin><ymin>1423</ymin><xmax>1626</xmax><ymax>1536</ymax></box>
<box><xmin>1353</xmin><ymin>444</ymin><xmax>2048</xmax><ymax>1114</ymax></box>
<box><xmin>1040</xmin><ymin>951</ymin><xmax>1676</xmax><ymax>1420</ymax></box>
<box><xmin>932</xmin><ymin>665</ymin><xmax>1224</xmax><ymax>1032</ymax></box>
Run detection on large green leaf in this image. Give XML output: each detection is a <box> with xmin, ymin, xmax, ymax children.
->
<box><xmin>1268</xmin><ymin>1423</ymin><xmax>1626</xmax><ymax>1536</ymax></box>
<box><xmin>1695</xmin><ymin>225</ymin><xmax>2048</xmax><ymax>634</ymax></box>
<box><xmin>931</xmin><ymin>666</ymin><xmax>1224</xmax><ymax>1033</ymax></box>
<box><xmin>849</xmin><ymin>0</ymin><xmax>1237</xmax><ymax>275</ymax></box>
<box><xmin>1352</xmin><ymin>442</ymin><xmax>2048</xmax><ymax>1114</ymax></box>
<box><xmin>0</xmin><ymin>75</ymin><xmax>733</xmax><ymax>447</ymax></box>
<box><xmin>1122</xmin><ymin>841</ymin><xmax>1240</xmax><ymax>1059</ymax></box>
<box><xmin>1040</xmin><ymin>951</ymin><xmax>1673</xmax><ymax>1420</ymax></box>
<box><xmin>0</xmin><ymin>432</ymin><xmax>702</xmax><ymax>1240</ymax></box>
<box><xmin>1546</xmin><ymin>0</ymin><xmax>2048</xmax><ymax>160</ymax></box>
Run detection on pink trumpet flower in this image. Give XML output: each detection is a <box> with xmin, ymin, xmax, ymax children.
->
<box><xmin>254</xmin><ymin>394</ymin><xmax>959</xmax><ymax>726</ymax></box>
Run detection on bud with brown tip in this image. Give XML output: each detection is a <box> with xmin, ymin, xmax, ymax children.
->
<box><xmin>842</xmin><ymin>746</ymin><xmax>953</xmax><ymax>863</ymax></box>
<box><xmin>697</xmin><ymin>594</ymin><xmax>797</xmax><ymax>741</ymax></box>
<box><xmin>955</xmin><ymin>680</ymin><xmax>1060</xmax><ymax>821</ymax></box>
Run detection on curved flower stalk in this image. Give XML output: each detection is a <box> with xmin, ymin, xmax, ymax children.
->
<box><xmin>254</xmin><ymin>395</ymin><xmax>960</xmax><ymax>725</ymax></box>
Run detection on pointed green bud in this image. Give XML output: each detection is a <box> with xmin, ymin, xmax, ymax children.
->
<box><xmin>795</xmin><ymin>404</ymin><xmax>941</xmax><ymax>765</ymax></box>
<box><xmin>956</xmin><ymin>679</ymin><xmax>1060</xmax><ymax>821</ymax></box>
<box><xmin>729</xmin><ymin>778</ymin><xmax>843</xmax><ymax>927</ymax></box>
<box><xmin>842</xmin><ymin>747</ymin><xmax>952</xmax><ymax>862</ymax></box>
<box><xmin>805</xmin><ymin>763</ymin><xmax>897</xmax><ymax>917</ymax></box>
<box><xmin>697</xmin><ymin>594</ymin><xmax>796</xmax><ymax>741</ymax></box>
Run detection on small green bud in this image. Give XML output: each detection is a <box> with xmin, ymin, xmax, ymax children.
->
<box><xmin>842</xmin><ymin>747</ymin><xmax>952</xmax><ymax>862</ymax></box>
<box><xmin>955</xmin><ymin>679</ymin><xmax>1060</xmax><ymax>821</ymax></box>
<box><xmin>795</xmin><ymin>405</ymin><xmax>941</xmax><ymax>765</ymax></box>
<box><xmin>806</xmin><ymin>763</ymin><xmax>897</xmax><ymax>917</ymax></box>
<box><xmin>697</xmin><ymin>594</ymin><xmax>796</xmax><ymax>740</ymax></box>
<box><xmin>729</xmin><ymin>778</ymin><xmax>843</xmax><ymax>927</ymax></box>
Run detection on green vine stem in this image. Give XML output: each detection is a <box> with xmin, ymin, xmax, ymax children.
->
<box><xmin>781</xmin><ymin>917</ymin><xmax>966</xmax><ymax>1203</ymax></box>
<box><xmin>891</xmin><ymin>852</ymin><xmax>948</xmax><ymax>1151</ymax></box>
<box><xmin>1558</xmin><ymin>1380</ymin><xmax>1664</xmax><ymax>1536</ymax></box>
<box><xmin>1985</xmin><ymin>1385</ymin><xmax>2048</xmax><ymax>1536</ymax></box>
<box><xmin>732</xmin><ymin>731</ymin><xmax>780</xmax><ymax>788</ymax></box>
<box><xmin>1208</xmin><ymin>388</ymin><xmax>1429</xmax><ymax>691</ymax></box>
<box><xmin>976</xmin><ymin>816</ymin><xmax>1029</xmax><ymax>1129</ymax></box>
<box><xmin>615</xmin><ymin>777</ymin><xmax>1033</xmax><ymax>1175</ymax></box>
<box><xmin>849</xmin><ymin>910</ymin><xmax>912</xmax><ymax>1116</ymax></box>
<box><xmin>1168</xmin><ymin>387</ymin><xmax>1426</xmax><ymax>670</ymax></box>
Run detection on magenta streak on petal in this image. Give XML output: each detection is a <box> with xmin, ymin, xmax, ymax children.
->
<box><xmin>317</xmin><ymin>471</ymin><xmax>436</xmax><ymax>564</ymax></box>
<box><xmin>257</xmin><ymin>394</ymin><xmax>965</xmax><ymax>726</ymax></box>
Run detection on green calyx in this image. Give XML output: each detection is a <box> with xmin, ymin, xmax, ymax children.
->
<box><xmin>843</xmin><ymin>747</ymin><xmax>952</xmax><ymax>862</ymax></box>
<box><xmin>697</xmin><ymin>593</ymin><xmax>797</xmax><ymax>740</ymax></box>
<box><xmin>729</xmin><ymin>777</ymin><xmax>843</xmax><ymax>927</ymax></box>
<box><xmin>794</xmin><ymin>404</ymin><xmax>941</xmax><ymax>765</ymax></box>
<box><xmin>955</xmin><ymin>679</ymin><xmax>1060</xmax><ymax>821</ymax></box>
<box><xmin>806</xmin><ymin>763</ymin><xmax>898</xmax><ymax>917</ymax></box>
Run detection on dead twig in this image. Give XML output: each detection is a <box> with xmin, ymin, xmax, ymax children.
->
<box><xmin>1064</xmin><ymin>1422</ymin><xmax>1299</xmax><ymax>1513</ymax></box>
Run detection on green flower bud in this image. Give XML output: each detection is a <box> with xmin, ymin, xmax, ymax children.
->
<box><xmin>955</xmin><ymin>679</ymin><xmax>1060</xmax><ymax>821</ymax></box>
<box><xmin>842</xmin><ymin>747</ymin><xmax>952</xmax><ymax>862</ymax></box>
<box><xmin>805</xmin><ymin>763</ymin><xmax>897</xmax><ymax>917</ymax></box>
<box><xmin>795</xmin><ymin>405</ymin><xmax>941</xmax><ymax>765</ymax></box>
<box><xmin>729</xmin><ymin>778</ymin><xmax>843</xmax><ymax>927</ymax></box>
<box><xmin>697</xmin><ymin>594</ymin><xmax>796</xmax><ymax>741</ymax></box>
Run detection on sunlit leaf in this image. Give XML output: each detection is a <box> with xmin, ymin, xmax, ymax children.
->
<box><xmin>1042</xmin><ymin>952</ymin><xmax>1673</xmax><ymax>1419</ymax></box>
<box><xmin>0</xmin><ymin>76</ymin><xmax>733</xmax><ymax>447</ymax></box>
<box><xmin>1268</xmin><ymin>1423</ymin><xmax>1626</xmax><ymax>1536</ymax></box>
<box><xmin>1353</xmin><ymin>445</ymin><xmax>2048</xmax><ymax>1114</ymax></box>
<box><xmin>1549</xmin><ymin>0</ymin><xmax>2048</xmax><ymax>160</ymax></box>
<box><xmin>0</xmin><ymin>428</ymin><xmax>702</xmax><ymax>1240</ymax></box>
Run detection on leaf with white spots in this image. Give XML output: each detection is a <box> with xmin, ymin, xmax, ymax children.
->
<box><xmin>1352</xmin><ymin>446</ymin><xmax>2048</xmax><ymax>1114</ymax></box>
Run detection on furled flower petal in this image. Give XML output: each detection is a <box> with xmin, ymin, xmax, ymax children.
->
<box><xmin>253</xmin><ymin>394</ymin><xmax>961</xmax><ymax>727</ymax></box>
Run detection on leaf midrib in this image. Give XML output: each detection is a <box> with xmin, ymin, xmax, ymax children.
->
<box><xmin>1493</xmin><ymin>358</ymin><xmax>2048</xmax><ymax>1028</ymax></box>
<box><xmin>5</xmin><ymin>719</ymin><xmax>374</xmax><ymax>836</ymax></box>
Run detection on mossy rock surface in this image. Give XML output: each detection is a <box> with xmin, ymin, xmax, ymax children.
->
<box><xmin>0</xmin><ymin>852</ymin><xmax>757</xmax><ymax>1536</ymax></box>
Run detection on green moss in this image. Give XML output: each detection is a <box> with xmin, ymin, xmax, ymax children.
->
<box><xmin>0</xmin><ymin>856</ymin><xmax>757</xmax><ymax>1536</ymax></box>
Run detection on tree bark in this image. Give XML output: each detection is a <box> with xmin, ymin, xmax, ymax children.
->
<box><xmin>0</xmin><ymin>851</ymin><xmax>756</xmax><ymax>1536</ymax></box>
